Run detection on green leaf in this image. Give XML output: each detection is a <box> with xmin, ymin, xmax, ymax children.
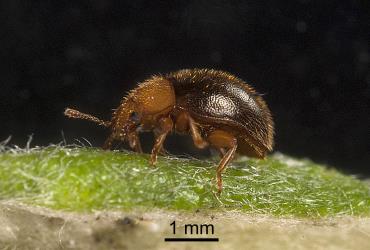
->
<box><xmin>0</xmin><ymin>147</ymin><xmax>369</xmax><ymax>217</ymax></box>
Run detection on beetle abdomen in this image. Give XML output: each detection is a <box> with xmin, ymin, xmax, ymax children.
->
<box><xmin>167</xmin><ymin>69</ymin><xmax>274</xmax><ymax>156</ymax></box>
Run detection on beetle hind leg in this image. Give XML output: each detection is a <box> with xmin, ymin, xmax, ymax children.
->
<box><xmin>207</xmin><ymin>130</ymin><xmax>238</xmax><ymax>193</ymax></box>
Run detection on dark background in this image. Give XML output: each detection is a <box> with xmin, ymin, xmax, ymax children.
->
<box><xmin>1</xmin><ymin>1</ymin><xmax>369</xmax><ymax>176</ymax></box>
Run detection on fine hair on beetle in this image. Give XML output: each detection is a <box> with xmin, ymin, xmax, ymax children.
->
<box><xmin>64</xmin><ymin>68</ymin><xmax>274</xmax><ymax>193</ymax></box>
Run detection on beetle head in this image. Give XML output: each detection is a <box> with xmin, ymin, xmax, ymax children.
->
<box><xmin>110</xmin><ymin>97</ymin><xmax>142</xmax><ymax>139</ymax></box>
<box><xmin>111</xmin><ymin>76</ymin><xmax>176</xmax><ymax>139</ymax></box>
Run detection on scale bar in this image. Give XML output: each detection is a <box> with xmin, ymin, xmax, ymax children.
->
<box><xmin>165</xmin><ymin>238</ymin><xmax>219</xmax><ymax>242</ymax></box>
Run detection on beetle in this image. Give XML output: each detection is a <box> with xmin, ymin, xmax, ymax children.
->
<box><xmin>64</xmin><ymin>68</ymin><xmax>274</xmax><ymax>193</ymax></box>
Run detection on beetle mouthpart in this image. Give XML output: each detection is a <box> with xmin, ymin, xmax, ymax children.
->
<box><xmin>64</xmin><ymin>108</ymin><xmax>111</xmax><ymax>128</ymax></box>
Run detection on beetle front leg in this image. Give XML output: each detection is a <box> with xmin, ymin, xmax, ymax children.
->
<box><xmin>128</xmin><ymin>131</ymin><xmax>143</xmax><ymax>153</ymax></box>
<box><xmin>207</xmin><ymin>130</ymin><xmax>237</xmax><ymax>193</ymax></box>
<box><xmin>150</xmin><ymin>116</ymin><xmax>173</xmax><ymax>165</ymax></box>
<box><xmin>102</xmin><ymin>134</ymin><xmax>115</xmax><ymax>150</ymax></box>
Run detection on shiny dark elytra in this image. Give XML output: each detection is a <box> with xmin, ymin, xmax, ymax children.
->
<box><xmin>64</xmin><ymin>69</ymin><xmax>274</xmax><ymax>193</ymax></box>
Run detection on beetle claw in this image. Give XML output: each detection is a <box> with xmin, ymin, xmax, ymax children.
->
<box><xmin>216</xmin><ymin>174</ymin><xmax>223</xmax><ymax>194</ymax></box>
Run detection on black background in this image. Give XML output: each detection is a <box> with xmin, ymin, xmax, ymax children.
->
<box><xmin>1</xmin><ymin>1</ymin><xmax>369</xmax><ymax>176</ymax></box>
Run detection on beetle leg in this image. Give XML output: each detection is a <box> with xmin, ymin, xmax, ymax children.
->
<box><xmin>150</xmin><ymin>116</ymin><xmax>173</xmax><ymax>165</ymax></box>
<box><xmin>217</xmin><ymin>147</ymin><xmax>226</xmax><ymax>158</ymax></box>
<box><xmin>175</xmin><ymin>112</ymin><xmax>208</xmax><ymax>149</ymax></box>
<box><xmin>174</xmin><ymin>112</ymin><xmax>189</xmax><ymax>134</ymax></box>
<box><xmin>207</xmin><ymin>130</ymin><xmax>237</xmax><ymax>193</ymax></box>
<box><xmin>102</xmin><ymin>134</ymin><xmax>115</xmax><ymax>150</ymax></box>
<box><xmin>189</xmin><ymin>117</ymin><xmax>209</xmax><ymax>149</ymax></box>
<box><xmin>128</xmin><ymin>131</ymin><xmax>143</xmax><ymax>153</ymax></box>
<box><xmin>153</xmin><ymin>130</ymin><xmax>167</xmax><ymax>155</ymax></box>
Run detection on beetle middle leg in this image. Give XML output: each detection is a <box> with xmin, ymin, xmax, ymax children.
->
<box><xmin>217</xmin><ymin>148</ymin><xmax>226</xmax><ymax>158</ymax></box>
<box><xmin>207</xmin><ymin>130</ymin><xmax>237</xmax><ymax>193</ymax></box>
<box><xmin>175</xmin><ymin>112</ymin><xmax>208</xmax><ymax>149</ymax></box>
<box><xmin>150</xmin><ymin>116</ymin><xmax>173</xmax><ymax>165</ymax></box>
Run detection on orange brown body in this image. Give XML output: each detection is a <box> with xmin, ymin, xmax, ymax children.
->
<box><xmin>65</xmin><ymin>68</ymin><xmax>274</xmax><ymax>193</ymax></box>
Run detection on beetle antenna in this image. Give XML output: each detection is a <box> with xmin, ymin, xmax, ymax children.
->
<box><xmin>64</xmin><ymin>108</ymin><xmax>111</xmax><ymax>128</ymax></box>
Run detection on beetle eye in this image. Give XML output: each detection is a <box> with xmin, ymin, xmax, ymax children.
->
<box><xmin>129</xmin><ymin>112</ymin><xmax>140</xmax><ymax>123</ymax></box>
